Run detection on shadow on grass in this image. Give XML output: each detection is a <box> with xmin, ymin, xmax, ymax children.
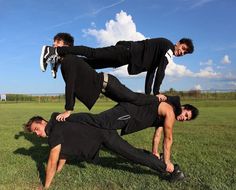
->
<box><xmin>14</xmin><ymin>131</ymin><xmax>49</xmax><ymax>185</ymax></box>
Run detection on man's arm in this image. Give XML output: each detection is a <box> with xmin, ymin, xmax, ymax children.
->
<box><xmin>57</xmin><ymin>159</ymin><xmax>66</xmax><ymax>172</ymax></box>
<box><xmin>145</xmin><ymin>69</ymin><xmax>155</xmax><ymax>94</ymax></box>
<box><xmin>57</xmin><ymin>61</ymin><xmax>76</xmax><ymax>121</ymax></box>
<box><xmin>44</xmin><ymin>144</ymin><xmax>61</xmax><ymax>189</ymax></box>
<box><xmin>153</xmin><ymin>49</ymin><xmax>173</xmax><ymax>95</ymax></box>
<box><xmin>152</xmin><ymin>127</ymin><xmax>163</xmax><ymax>158</ymax></box>
<box><xmin>158</xmin><ymin>102</ymin><xmax>175</xmax><ymax>172</ymax></box>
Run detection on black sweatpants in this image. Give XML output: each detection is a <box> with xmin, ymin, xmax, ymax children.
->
<box><xmin>104</xmin><ymin>74</ymin><xmax>155</xmax><ymax>106</ymax></box>
<box><xmin>57</xmin><ymin>44</ymin><xmax>130</xmax><ymax>69</ymax></box>
<box><xmin>103</xmin><ymin>131</ymin><xmax>166</xmax><ymax>173</ymax></box>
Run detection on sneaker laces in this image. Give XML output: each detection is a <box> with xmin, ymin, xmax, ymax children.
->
<box><xmin>46</xmin><ymin>55</ymin><xmax>60</xmax><ymax>64</ymax></box>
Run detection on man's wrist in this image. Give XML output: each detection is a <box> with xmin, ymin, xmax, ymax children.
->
<box><xmin>65</xmin><ymin>110</ymin><xmax>72</xmax><ymax>114</ymax></box>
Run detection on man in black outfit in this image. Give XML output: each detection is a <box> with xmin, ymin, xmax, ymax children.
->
<box><xmin>40</xmin><ymin>33</ymin><xmax>194</xmax><ymax>95</ymax></box>
<box><xmin>24</xmin><ymin>98</ymin><xmax>198</xmax><ymax>188</ymax></box>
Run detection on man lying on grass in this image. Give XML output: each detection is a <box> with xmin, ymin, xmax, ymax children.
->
<box><xmin>23</xmin><ymin>98</ymin><xmax>198</xmax><ymax>188</ymax></box>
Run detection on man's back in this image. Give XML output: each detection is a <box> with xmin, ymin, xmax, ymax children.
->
<box><xmin>46</xmin><ymin>113</ymin><xmax>110</xmax><ymax>161</ymax></box>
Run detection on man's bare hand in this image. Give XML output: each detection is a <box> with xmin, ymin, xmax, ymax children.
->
<box><xmin>56</xmin><ymin>111</ymin><xmax>71</xmax><ymax>121</ymax></box>
<box><xmin>37</xmin><ymin>185</ymin><xmax>44</xmax><ymax>190</ymax></box>
<box><xmin>153</xmin><ymin>152</ymin><xmax>160</xmax><ymax>159</ymax></box>
<box><xmin>156</xmin><ymin>94</ymin><xmax>167</xmax><ymax>102</ymax></box>
<box><xmin>165</xmin><ymin>161</ymin><xmax>174</xmax><ymax>173</ymax></box>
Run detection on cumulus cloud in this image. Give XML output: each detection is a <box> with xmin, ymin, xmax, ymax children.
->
<box><xmin>200</xmin><ymin>59</ymin><xmax>213</xmax><ymax>66</ymax></box>
<box><xmin>221</xmin><ymin>55</ymin><xmax>231</xmax><ymax>64</ymax></box>
<box><xmin>193</xmin><ymin>84</ymin><xmax>202</xmax><ymax>90</ymax></box>
<box><xmin>224</xmin><ymin>72</ymin><xmax>236</xmax><ymax>80</ymax></box>
<box><xmin>166</xmin><ymin>61</ymin><xmax>193</xmax><ymax>77</ymax></box>
<box><xmin>83</xmin><ymin>10</ymin><xmax>146</xmax><ymax>46</ymax></box>
<box><xmin>229</xmin><ymin>81</ymin><xmax>236</xmax><ymax>87</ymax></box>
<box><xmin>166</xmin><ymin>63</ymin><xmax>221</xmax><ymax>79</ymax></box>
<box><xmin>108</xmin><ymin>65</ymin><xmax>145</xmax><ymax>78</ymax></box>
<box><xmin>194</xmin><ymin>66</ymin><xmax>221</xmax><ymax>78</ymax></box>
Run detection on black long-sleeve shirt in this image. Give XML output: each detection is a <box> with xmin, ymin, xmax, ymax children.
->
<box><xmin>61</xmin><ymin>55</ymin><xmax>103</xmax><ymax>111</ymax></box>
<box><xmin>126</xmin><ymin>38</ymin><xmax>175</xmax><ymax>95</ymax></box>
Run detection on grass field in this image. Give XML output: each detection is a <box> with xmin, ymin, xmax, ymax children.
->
<box><xmin>0</xmin><ymin>99</ymin><xmax>236</xmax><ymax>190</ymax></box>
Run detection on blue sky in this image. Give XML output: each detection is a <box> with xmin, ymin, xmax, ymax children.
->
<box><xmin>0</xmin><ymin>0</ymin><xmax>235</xmax><ymax>94</ymax></box>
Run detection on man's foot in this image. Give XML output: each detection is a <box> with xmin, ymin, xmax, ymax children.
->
<box><xmin>169</xmin><ymin>164</ymin><xmax>185</xmax><ymax>182</ymax></box>
<box><xmin>40</xmin><ymin>46</ymin><xmax>57</xmax><ymax>72</ymax></box>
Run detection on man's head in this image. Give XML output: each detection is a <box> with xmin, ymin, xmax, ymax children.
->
<box><xmin>53</xmin><ymin>33</ymin><xmax>74</xmax><ymax>47</ymax></box>
<box><xmin>176</xmin><ymin>104</ymin><xmax>199</xmax><ymax>121</ymax></box>
<box><xmin>23</xmin><ymin>116</ymin><xmax>48</xmax><ymax>137</ymax></box>
<box><xmin>174</xmin><ymin>38</ymin><xmax>194</xmax><ymax>57</ymax></box>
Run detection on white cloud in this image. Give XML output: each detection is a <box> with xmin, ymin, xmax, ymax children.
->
<box><xmin>200</xmin><ymin>59</ymin><xmax>213</xmax><ymax>66</ymax></box>
<box><xmin>229</xmin><ymin>81</ymin><xmax>236</xmax><ymax>87</ymax></box>
<box><xmin>194</xmin><ymin>66</ymin><xmax>221</xmax><ymax>78</ymax></box>
<box><xmin>108</xmin><ymin>65</ymin><xmax>145</xmax><ymax>78</ymax></box>
<box><xmin>83</xmin><ymin>10</ymin><xmax>146</xmax><ymax>46</ymax></box>
<box><xmin>90</xmin><ymin>22</ymin><xmax>96</xmax><ymax>28</ymax></box>
<box><xmin>193</xmin><ymin>84</ymin><xmax>202</xmax><ymax>90</ymax></box>
<box><xmin>166</xmin><ymin>63</ymin><xmax>221</xmax><ymax>79</ymax></box>
<box><xmin>221</xmin><ymin>55</ymin><xmax>231</xmax><ymax>64</ymax></box>
<box><xmin>224</xmin><ymin>72</ymin><xmax>236</xmax><ymax>80</ymax></box>
<box><xmin>190</xmin><ymin>0</ymin><xmax>216</xmax><ymax>9</ymax></box>
<box><xmin>165</xmin><ymin>61</ymin><xmax>193</xmax><ymax>77</ymax></box>
<box><xmin>91</xmin><ymin>0</ymin><xmax>125</xmax><ymax>15</ymax></box>
<box><xmin>216</xmin><ymin>65</ymin><xmax>225</xmax><ymax>69</ymax></box>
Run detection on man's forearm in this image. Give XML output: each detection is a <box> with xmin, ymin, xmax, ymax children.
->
<box><xmin>44</xmin><ymin>145</ymin><xmax>61</xmax><ymax>189</ymax></box>
<box><xmin>163</xmin><ymin>137</ymin><xmax>172</xmax><ymax>164</ymax></box>
<box><xmin>45</xmin><ymin>159</ymin><xmax>57</xmax><ymax>188</ymax></box>
<box><xmin>152</xmin><ymin>127</ymin><xmax>163</xmax><ymax>157</ymax></box>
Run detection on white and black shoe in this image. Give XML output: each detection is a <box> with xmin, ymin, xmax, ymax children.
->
<box><xmin>169</xmin><ymin>164</ymin><xmax>185</xmax><ymax>182</ymax></box>
<box><xmin>51</xmin><ymin>62</ymin><xmax>60</xmax><ymax>79</ymax></box>
<box><xmin>40</xmin><ymin>45</ymin><xmax>58</xmax><ymax>72</ymax></box>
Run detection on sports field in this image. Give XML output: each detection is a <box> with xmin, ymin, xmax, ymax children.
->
<box><xmin>0</xmin><ymin>99</ymin><xmax>235</xmax><ymax>190</ymax></box>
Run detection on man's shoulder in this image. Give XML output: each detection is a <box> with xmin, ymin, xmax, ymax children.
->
<box><xmin>159</xmin><ymin>102</ymin><xmax>175</xmax><ymax>115</ymax></box>
<box><xmin>146</xmin><ymin>38</ymin><xmax>174</xmax><ymax>51</ymax></box>
<box><xmin>149</xmin><ymin>37</ymin><xmax>173</xmax><ymax>43</ymax></box>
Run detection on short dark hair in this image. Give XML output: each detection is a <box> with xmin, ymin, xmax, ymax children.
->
<box><xmin>182</xmin><ymin>104</ymin><xmax>199</xmax><ymax>120</ymax></box>
<box><xmin>179</xmin><ymin>38</ymin><xmax>194</xmax><ymax>54</ymax></box>
<box><xmin>54</xmin><ymin>33</ymin><xmax>74</xmax><ymax>46</ymax></box>
<box><xmin>23</xmin><ymin>116</ymin><xmax>46</xmax><ymax>132</ymax></box>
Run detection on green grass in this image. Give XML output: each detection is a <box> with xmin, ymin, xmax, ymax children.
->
<box><xmin>0</xmin><ymin>100</ymin><xmax>236</xmax><ymax>190</ymax></box>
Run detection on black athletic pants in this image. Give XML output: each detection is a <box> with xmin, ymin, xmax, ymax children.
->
<box><xmin>105</xmin><ymin>74</ymin><xmax>155</xmax><ymax>106</ymax></box>
<box><xmin>57</xmin><ymin>44</ymin><xmax>130</xmax><ymax>69</ymax></box>
<box><xmin>103</xmin><ymin>131</ymin><xmax>166</xmax><ymax>173</ymax></box>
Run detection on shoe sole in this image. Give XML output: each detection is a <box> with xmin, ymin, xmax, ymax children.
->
<box><xmin>51</xmin><ymin>70</ymin><xmax>56</xmax><ymax>79</ymax></box>
<box><xmin>40</xmin><ymin>45</ymin><xmax>47</xmax><ymax>72</ymax></box>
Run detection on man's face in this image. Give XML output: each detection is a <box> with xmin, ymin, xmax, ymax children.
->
<box><xmin>174</xmin><ymin>42</ymin><xmax>188</xmax><ymax>57</ymax></box>
<box><xmin>30</xmin><ymin>121</ymin><xmax>47</xmax><ymax>137</ymax></box>
<box><xmin>176</xmin><ymin>109</ymin><xmax>192</xmax><ymax>121</ymax></box>
<box><xmin>53</xmin><ymin>39</ymin><xmax>66</xmax><ymax>47</ymax></box>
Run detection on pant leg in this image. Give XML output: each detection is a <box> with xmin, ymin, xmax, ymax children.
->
<box><xmin>103</xmin><ymin>131</ymin><xmax>166</xmax><ymax>173</ymax></box>
<box><xmin>104</xmin><ymin>74</ymin><xmax>157</xmax><ymax>105</ymax></box>
<box><xmin>57</xmin><ymin>45</ymin><xmax>130</xmax><ymax>69</ymax></box>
